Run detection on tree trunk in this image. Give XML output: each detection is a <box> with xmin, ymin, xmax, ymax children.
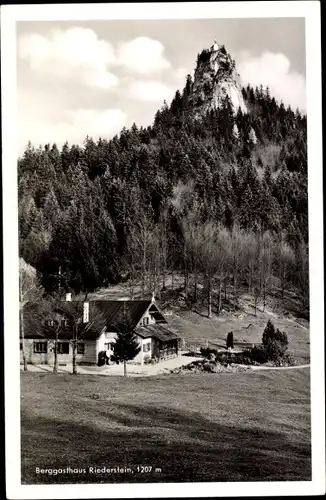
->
<box><xmin>281</xmin><ymin>267</ymin><xmax>285</xmax><ymax>302</ymax></box>
<box><xmin>254</xmin><ymin>288</ymin><xmax>258</xmax><ymax>316</ymax></box>
<box><xmin>20</xmin><ymin>307</ymin><xmax>28</xmax><ymax>371</ymax></box>
<box><xmin>207</xmin><ymin>281</ymin><xmax>212</xmax><ymax>318</ymax></box>
<box><xmin>72</xmin><ymin>328</ymin><xmax>77</xmax><ymax>375</ymax></box>
<box><xmin>54</xmin><ymin>333</ymin><xmax>58</xmax><ymax>373</ymax></box>
<box><xmin>233</xmin><ymin>273</ymin><xmax>237</xmax><ymax>311</ymax></box>
<box><xmin>184</xmin><ymin>270</ymin><xmax>189</xmax><ymax>298</ymax></box>
<box><xmin>141</xmin><ymin>241</ymin><xmax>146</xmax><ymax>298</ymax></box>
<box><xmin>224</xmin><ymin>278</ymin><xmax>227</xmax><ymax>300</ymax></box>
<box><xmin>123</xmin><ymin>360</ymin><xmax>127</xmax><ymax>377</ymax></box>
<box><xmin>263</xmin><ymin>281</ymin><xmax>266</xmax><ymax>312</ymax></box>
<box><xmin>129</xmin><ymin>272</ymin><xmax>135</xmax><ymax>300</ymax></box>
<box><xmin>218</xmin><ymin>280</ymin><xmax>222</xmax><ymax>314</ymax></box>
<box><xmin>162</xmin><ymin>268</ymin><xmax>166</xmax><ymax>291</ymax></box>
<box><xmin>171</xmin><ymin>270</ymin><xmax>174</xmax><ymax>291</ymax></box>
<box><xmin>194</xmin><ymin>269</ymin><xmax>198</xmax><ymax>303</ymax></box>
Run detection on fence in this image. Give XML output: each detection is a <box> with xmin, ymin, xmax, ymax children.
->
<box><xmin>180</xmin><ymin>337</ymin><xmax>258</xmax><ymax>352</ymax></box>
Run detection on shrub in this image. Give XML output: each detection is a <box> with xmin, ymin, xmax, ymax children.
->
<box><xmin>226</xmin><ymin>331</ymin><xmax>234</xmax><ymax>349</ymax></box>
<box><xmin>200</xmin><ymin>346</ymin><xmax>217</xmax><ymax>358</ymax></box>
<box><xmin>262</xmin><ymin>320</ymin><xmax>288</xmax><ymax>348</ymax></box>
<box><xmin>203</xmin><ymin>362</ymin><xmax>215</xmax><ymax>372</ymax></box>
<box><xmin>143</xmin><ymin>355</ymin><xmax>151</xmax><ymax>364</ymax></box>
<box><xmin>97</xmin><ymin>350</ymin><xmax>106</xmax><ymax>366</ymax></box>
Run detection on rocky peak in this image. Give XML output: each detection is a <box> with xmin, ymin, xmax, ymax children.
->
<box><xmin>190</xmin><ymin>41</ymin><xmax>247</xmax><ymax>116</ymax></box>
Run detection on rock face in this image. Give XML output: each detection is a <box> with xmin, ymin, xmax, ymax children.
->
<box><xmin>190</xmin><ymin>41</ymin><xmax>247</xmax><ymax>116</ymax></box>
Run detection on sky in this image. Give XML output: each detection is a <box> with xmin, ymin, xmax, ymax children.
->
<box><xmin>17</xmin><ymin>17</ymin><xmax>306</xmax><ymax>153</ymax></box>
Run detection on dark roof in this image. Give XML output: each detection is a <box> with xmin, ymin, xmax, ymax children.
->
<box><xmin>21</xmin><ymin>299</ymin><xmax>167</xmax><ymax>341</ymax></box>
<box><xmin>94</xmin><ymin>300</ymin><xmax>151</xmax><ymax>329</ymax></box>
<box><xmin>135</xmin><ymin>324</ymin><xmax>181</xmax><ymax>342</ymax></box>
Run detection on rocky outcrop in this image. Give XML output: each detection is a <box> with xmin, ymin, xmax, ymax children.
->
<box><xmin>190</xmin><ymin>41</ymin><xmax>247</xmax><ymax>116</ymax></box>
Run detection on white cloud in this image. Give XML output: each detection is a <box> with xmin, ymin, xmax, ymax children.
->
<box><xmin>175</xmin><ymin>66</ymin><xmax>189</xmax><ymax>82</ymax></box>
<box><xmin>117</xmin><ymin>37</ymin><xmax>171</xmax><ymax>75</ymax></box>
<box><xmin>19</xmin><ymin>108</ymin><xmax>127</xmax><ymax>152</ymax></box>
<box><xmin>237</xmin><ymin>51</ymin><xmax>306</xmax><ymax>111</ymax></box>
<box><xmin>18</xmin><ymin>28</ymin><xmax>119</xmax><ymax>90</ymax></box>
<box><xmin>128</xmin><ymin>80</ymin><xmax>174</xmax><ymax>102</ymax></box>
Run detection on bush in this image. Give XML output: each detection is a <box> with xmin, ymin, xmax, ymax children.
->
<box><xmin>226</xmin><ymin>331</ymin><xmax>234</xmax><ymax>349</ymax></box>
<box><xmin>203</xmin><ymin>362</ymin><xmax>215</xmax><ymax>372</ymax></box>
<box><xmin>200</xmin><ymin>346</ymin><xmax>217</xmax><ymax>358</ymax></box>
<box><xmin>97</xmin><ymin>350</ymin><xmax>106</xmax><ymax>366</ymax></box>
<box><xmin>143</xmin><ymin>355</ymin><xmax>151</xmax><ymax>364</ymax></box>
<box><xmin>262</xmin><ymin>320</ymin><xmax>288</xmax><ymax>348</ymax></box>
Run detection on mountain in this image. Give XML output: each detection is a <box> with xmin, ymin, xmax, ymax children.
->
<box><xmin>18</xmin><ymin>41</ymin><xmax>308</xmax><ymax>303</ymax></box>
<box><xmin>190</xmin><ymin>41</ymin><xmax>247</xmax><ymax>116</ymax></box>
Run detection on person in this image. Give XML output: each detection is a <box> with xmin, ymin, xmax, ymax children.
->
<box><xmin>105</xmin><ymin>349</ymin><xmax>111</xmax><ymax>365</ymax></box>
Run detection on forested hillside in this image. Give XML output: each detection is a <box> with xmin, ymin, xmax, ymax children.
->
<box><xmin>18</xmin><ymin>71</ymin><xmax>309</xmax><ymax>314</ymax></box>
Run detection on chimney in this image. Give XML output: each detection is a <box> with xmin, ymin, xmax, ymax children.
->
<box><xmin>66</xmin><ymin>292</ymin><xmax>72</xmax><ymax>302</ymax></box>
<box><xmin>151</xmin><ymin>292</ymin><xmax>155</xmax><ymax>303</ymax></box>
<box><xmin>83</xmin><ymin>301</ymin><xmax>89</xmax><ymax>323</ymax></box>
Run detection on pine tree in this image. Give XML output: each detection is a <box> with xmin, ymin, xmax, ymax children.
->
<box><xmin>112</xmin><ymin>315</ymin><xmax>141</xmax><ymax>376</ymax></box>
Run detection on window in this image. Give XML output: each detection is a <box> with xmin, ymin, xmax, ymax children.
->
<box><xmin>77</xmin><ymin>343</ymin><xmax>85</xmax><ymax>354</ymax></box>
<box><xmin>143</xmin><ymin>317</ymin><xmax>149</xmax><ymax>326</ymax></box>
<box><xmin>34</xmin><ymin>341</ymin><xmax>47</xmax><ymax>354</ymax></box>
<box><xmin>61</xmin><ymin>319</ymin><xmax>68</xmax><ymax>327</ymax></box>
<box><xmin>20</xmin><ymin>342</ymin><xmax>23</xmax><ymax>350</ymax></box>
<box><xmin>104</xmin><ymin>342</ymin><xmax>113</xmax><ymax>351</ymax></box>
<box><xmin>57</xmin><ymin>342</ymin><xmax>69</xmax><ymax>354</ymax></box>
<box><xmin>143</xmin><ymin>342</ymin><xmax>151</xmax><ymax>352</ymax></box>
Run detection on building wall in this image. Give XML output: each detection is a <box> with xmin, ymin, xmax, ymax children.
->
<box><xmin>20</xmin><ymin>338</ymin><xmax>98</xmax><ymax>365</ymax></box>
<box><xmin>137</xmin><ymin>308</ymin><xmax>156</xmax><ymax>327</ymax></box>
<box><xmin>134</xmin><ymin>336</ymin><xmax>152</xmax><ymax>364</ymax></box>
<box><xmin>97</xmin><ymin>330</ymin><xmax>152</xmax><ymax>365</ymax></box>
<box><xmin>97</xmin><ymin>331</ymin><xmax>116</xmax><ymax>360</ymax></box>
<box><xmin>97</xmin><ymin>331</ymin><xmax>152</xmax><ymax>365</ymax></box>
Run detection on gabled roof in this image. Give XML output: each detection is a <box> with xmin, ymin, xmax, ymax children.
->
<box><xmin>21</xmin><ymin>299</ymin><xmax>168</xmax><ymax>341</ymax></box>
<box><xmin>94</xmin><ymin>300</ymin><xmax>151</xmax><ymax>329</ymax></box>
<box><xmin>135</xmin><ymin>324</ymin><xmax>181</xmax><ymax>342</ymax></box>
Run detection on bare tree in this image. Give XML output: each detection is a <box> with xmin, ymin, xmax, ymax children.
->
<box><xmin>134</xmin><ymin>214</ymin><xmax>154</xmax><ymax>298</ymax></box>
<box><xmin>182</xmin><ymin>210</ymin><xmax>202</xmax><ymax>303</ymax></box>
<box><xmin>42</xmin><ymin>295</ymin><xmax>67</xmax><ymax>373</ymax></box>
<box><xmin>171</xmin><ymin>180</ymin><xmax>197</xmax><ymax>299</ymax></box>
<box><xmin>276</xmin><ymin>234</ymin><xmax>296</xmax><ymax>302</ymax></box>
<box><xmin>19</xmin><ymin>258</ymin><xmax>44</xmax><ymax>371</ymax></box>
<box><xmin>159</xmin><ymin>206</ymin><xmax>169</xmax><ymax>291</ymax></box>
<box><xmin>59</xmin><ymin>301</ymin><xmax>107</xmax><ymax>374</ymax></box>
<box><xmin>229</xmin><ymin>224</ymin><xmax>245</xmax><ymax>310</ymax></box>
<box><xmin>259</xmin><ymin>232</ymin><xmax>273</xmax><ymax>312</ymax></box>
<box><xmin>215</xmin><ymin>227</ymin><xmax>232</xmax><ymax>314</ymax></box>
<box><xmin>195</xmin><ymin>222</ymin><xmax>230</xmax><ymax>318</ymax></box>
<box><xmin>297</xmin><ymin>238</ymin><xmax>309</xmax><ymax>310</ymax></box>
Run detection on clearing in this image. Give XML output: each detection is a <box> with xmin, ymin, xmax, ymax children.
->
<box><xmin>21</xmin><ymin>370</ymin><xmax>311</xmax><ymax>484</ymax></box>
<box><xmin>89</xmin><ymin>281</ymin><xmax>310</xmax><ymax>365</ymax></box>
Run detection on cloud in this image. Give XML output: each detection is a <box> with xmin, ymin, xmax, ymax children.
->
<box><xmin>237</xmin><ymin>51</ymin><xmax>306</xmax><ymax>112</ymax></box>
<box><xmin>117</xmin><ymin>37</ymin><xmax>171</xmax><ymax>75</ymax></box>
<box><xmin>175</xmin><ymin>66</ymin><xmax>189</xmax><ymax>82</ymax></box>
<box><xmin>128</xmin><ymin>80</ymin><xmax>174</xmax><ymax>102</ymax></box>
<box><xmin>19</xmin><ymin>108</ymin><xmax>127</xmax><ymax>152</ymax></box>
<box><xmin>18</xmin><ymin>28</ymin><xmax>119</xmax><ymax>90</ymax></box>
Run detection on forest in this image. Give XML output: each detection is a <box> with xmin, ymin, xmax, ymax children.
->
<box><xmin>18</xmin><ymin>76</ymin><xmax>309</xmax><ymax>317</ymax></box>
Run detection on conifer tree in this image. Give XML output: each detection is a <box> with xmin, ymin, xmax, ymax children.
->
<box><xmin>112</xmin><ymin>315</ymin><xmax>141</xmax><ymax>376</ymax></box>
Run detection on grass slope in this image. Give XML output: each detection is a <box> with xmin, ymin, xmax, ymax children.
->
<box><xmin>168</xmin><ymin>306</ymin><xmax>310</xmax><ymax>363</ymax></box>
<box><xmin>89</xmin><ymin>280</ymin><xmax>310</xmax><ymax>364</ymax></box>
<box><xmin>21</xmin><ymin>370</ymin><xmax>311</xmax><ymax>484</ymax></box>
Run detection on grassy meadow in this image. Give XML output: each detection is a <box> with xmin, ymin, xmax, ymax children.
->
<box><xmin>21</xmin><ymin>369</ymin><xmax>311</xmax><ymax>484</ymax></box>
